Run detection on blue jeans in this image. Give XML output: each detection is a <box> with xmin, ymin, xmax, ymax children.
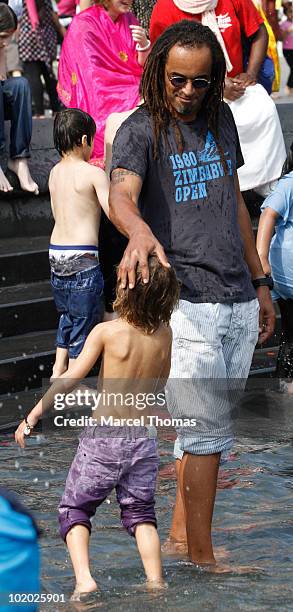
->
<box><xmin>0</xmin><ymin>76</ymin><xmax>32</xmax><ymax>159</ymax></box>
<box><xmin>51</xmin><ymin>265</ymin><xmax>104</xmax><ymax>358</ymax></box>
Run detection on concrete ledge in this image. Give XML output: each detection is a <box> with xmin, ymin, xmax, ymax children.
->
<box><xmin>0</xmin><ymin>194</ymin><xmax>53</xmax><ymax>238</ymax></box>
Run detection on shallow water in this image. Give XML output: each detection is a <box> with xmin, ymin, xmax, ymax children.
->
<box><xmin>1</xmin><ymin>386</ymin><xmax>293</xmax><ymax>611</ymax></box>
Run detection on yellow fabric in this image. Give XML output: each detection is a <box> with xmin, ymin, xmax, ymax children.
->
<box><xmin>252</xmin><ymin>1</ymin><xmax>280</xmax><ymax>91</ymax></box>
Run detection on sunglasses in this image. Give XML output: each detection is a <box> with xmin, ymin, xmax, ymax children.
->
<box><xmin>168</xmin><ymin>74</ymin><xmax>211</xmax><ymax>90</ymax></box>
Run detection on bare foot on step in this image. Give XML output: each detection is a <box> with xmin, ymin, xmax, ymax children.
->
<box><xmin>7</xmin><ymin>158</ymin><xmax>39</xmax><ymax>194</ymax></box>
<box><xmin>0</xmin><ymin>166</ymin><xmax>13</xmax><ymax>192</ymax></box>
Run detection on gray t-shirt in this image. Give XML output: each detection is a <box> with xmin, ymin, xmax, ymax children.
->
<box><xmin>111</xmin><ymin>103</ymin><xmax>256</xmax><ymax>304</ymax></box>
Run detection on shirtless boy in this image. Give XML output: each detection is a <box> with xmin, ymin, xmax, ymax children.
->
<box><xmin>49</xmin><ymin>108</ymin><xmax>109</xmax><ymax>378</ymax></box>
<box><xmin>15</xmin><ymin>255</ymin><xmax>179</xmax><ymax>598</ymax></box>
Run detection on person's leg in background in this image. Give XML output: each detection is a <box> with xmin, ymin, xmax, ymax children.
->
<box><xmin>2</xmin><ymin>76</ymin><xmax>38</xmax><ymax>193</ymax></box>
<box><xmin>41</xmin><ymin>61</ymin><xmax>61</xmax><ymax>113</ymax></box>
<box><xmin>283</xmin><ymin>50</ymin><xmax>293</xmax><ymax>93</ymax></box>
<box><xmin>23</xmin><ymin>60</ymin><xmax>44</xmax><ymax>116</ymax></box>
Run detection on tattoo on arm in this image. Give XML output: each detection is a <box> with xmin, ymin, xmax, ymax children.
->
<box><xmin>111</xmin><ymin>170</ymin><xmax>140</xmax><ymax>185</ymax></box>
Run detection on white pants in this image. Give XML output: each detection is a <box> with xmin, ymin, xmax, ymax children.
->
<box><xmin>166</xmin><ymin>299</ymin><xmax>259</xmax><ymax>456</ymax></box>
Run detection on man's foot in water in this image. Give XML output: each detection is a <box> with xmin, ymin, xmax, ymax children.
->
<box><xmin>162</xmin><ymin>537</ymin><xmax>229</xmax><ymax>562</ymax></box>
<box><xmin>161</xmin><ymin>537</ymin><xmax>188</xmax><ymax>556</ymax></box>
<box><xmin>0</xmin><ymin>166</ymin><xmax>13</xmax><ymax>192</ymax></box>
<box><xmin>7</xmin><ymin>158</ymin><xmax>39</xmax><ymax>194</ymax></box>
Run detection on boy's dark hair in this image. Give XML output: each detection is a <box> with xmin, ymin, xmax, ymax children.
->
<box><xmin>0</xmin><ymin>3</ymin><xmax>17</xmax><ymax>32</ymax></box>
<box><xmin>282</xmin><ymin>141</ymin><xmax>293</xmax><ymax>176</ymax></box>
<box><xmin>53</xmin><ymin>108</ymin><xmax>96</xmax><ymax>156</ymax></box>
<box><xmin>113</xmin><ymin>255</ymin><xmax>180</xmax><ymax>334</ymax></box>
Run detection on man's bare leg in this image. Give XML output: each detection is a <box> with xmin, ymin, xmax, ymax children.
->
<box><xmin>0</xmin><ymin>165</ymin><xmax>13</xmax><ymax>192</ymax></box>
<box><xmin>7</xmin><ymin>158</ymin><xmax>39</xmax><ymax>194</ymax></box>
<box><xmin>135</xmin><ymin>523</ymin><xmax>166</xmax><ymax>588</ymax></box>
<box><xmin>66</xmin><ymin>525</ymin><xmax>98</xmax><ymax>599</ymax></box>
<box><xmin>162</xmin><ymin>459</ymin><xmax>187</xmax><ymax>554</ymax></box>
<box><xmin>180</xmin><ymin>452</ymin><xmax>220</xmax><ymax>565</ymax></box>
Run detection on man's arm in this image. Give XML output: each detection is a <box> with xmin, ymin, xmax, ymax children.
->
<box><xmin>109</xmin><ymin>168</ymin><xmax>169</xmax><ymax>288</ymax></box>
<box><xmin>15</xmin><ymin>323</ymin><xmax>106</xmax><ymax>447</ymax></box>
<box><xmin>235</xmin><ymin>174</ymin><xmax>275</xmax><ymax>343</ymax></box>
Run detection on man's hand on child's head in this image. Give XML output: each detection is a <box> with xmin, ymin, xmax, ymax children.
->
<box><xmin>118</xmin><ymin>231</ymin><xmax>170</xmax><ymax>289</ymax></box>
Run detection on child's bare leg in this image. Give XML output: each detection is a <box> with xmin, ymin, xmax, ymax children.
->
<box><xmin>51</xmin><ymin>347</ymin><xmax>68</xmax><ymax>379</ymax></box>
<box><xmin>180</xmin><ymin>452</ymin><xmax>220</xmax><ymax>565</ymax></box>
<box><xmin>65</xmin><ymin>525</ymin><xmax>98</xmax><ymax>597</ymax></box>
<box><xmin>135</xmin><ymin>523</ymin><xmax>165</xmax><ymax>587</ymax></box>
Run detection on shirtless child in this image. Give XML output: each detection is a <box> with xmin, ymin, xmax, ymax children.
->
<box><xmin>15</xmin><ymin>255</ymin><xmax>179</xmax><ymax>598</ymax></box>
<box><xmin>49</xmin><ymin>109</ymin><xmax>109</xmax><ymax>378</ymax></box>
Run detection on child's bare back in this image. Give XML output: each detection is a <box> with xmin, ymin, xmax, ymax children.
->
<box><xmin>49</xmin><ymin>158</ymin><xmax>109</xmax><ymax>247</ymax></box>
<box><xmin>100</xmin><ymin>318</ymin><xmax>171</xmax><ymax>379</ymax></box>
<box><xmin>91</xmin><ymin>318</ymin><xmax>172</xmax><ymax>421</ymax></box>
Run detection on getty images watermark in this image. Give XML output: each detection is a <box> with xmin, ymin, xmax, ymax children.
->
<box><xmin>52</xmin><ymin>389</ymin><xmax>197</xmax><ymax>428</ymax></box>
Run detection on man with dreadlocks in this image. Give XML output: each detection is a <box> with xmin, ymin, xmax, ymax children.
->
<box><xmin>109</xmin><ymin>20</ymin><xmax>275</xmax><ymax>566</ymax></box>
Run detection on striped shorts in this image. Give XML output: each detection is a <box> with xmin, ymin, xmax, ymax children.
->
<box><xmin>166</xmin><ymin>299</ymin><xmax>259</xmax><ymax>457</ymax></box>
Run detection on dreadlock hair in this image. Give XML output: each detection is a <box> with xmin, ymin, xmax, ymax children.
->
<box><xmin>141</xmin><ymin>20</ymin><xmax>227</xmax><ymax>168</ymax></box>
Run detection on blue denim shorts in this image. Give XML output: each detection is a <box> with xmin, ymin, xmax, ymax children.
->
<box><xmin>51</xmin><ymin>265</ymin><xmax>104</xmax><ymax>358</ymax></box>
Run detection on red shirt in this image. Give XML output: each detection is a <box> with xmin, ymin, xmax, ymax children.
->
<box><xmin>150</xmin><ymin>0</ymin><xmax>263</xmax><ymax>77</ymax></box>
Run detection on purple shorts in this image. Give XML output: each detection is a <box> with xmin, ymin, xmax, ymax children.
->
<box><xmin>58</xmin><ymin>426</ymin><xmax>159</xmax><ymax>541</ymax></box>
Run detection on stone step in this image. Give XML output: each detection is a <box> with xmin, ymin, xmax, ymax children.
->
<box><xmin>0</xmin><ymin>193</ymin><xmax>54</xmax><ymax>239</ymax></box>
<box><xmin>0</xmin><ymin>236</ymin><xmax>50</xmax><ymax>287</ymax></box>
<box><xmin>0</xmin><ymin>329</ymin><xmax>56</xmax><ymax>394</ymax></box>
<box><xmin>0</xmin><ymin>280</ymin><xmax>58</xmax><ymax>337</ymax></box>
